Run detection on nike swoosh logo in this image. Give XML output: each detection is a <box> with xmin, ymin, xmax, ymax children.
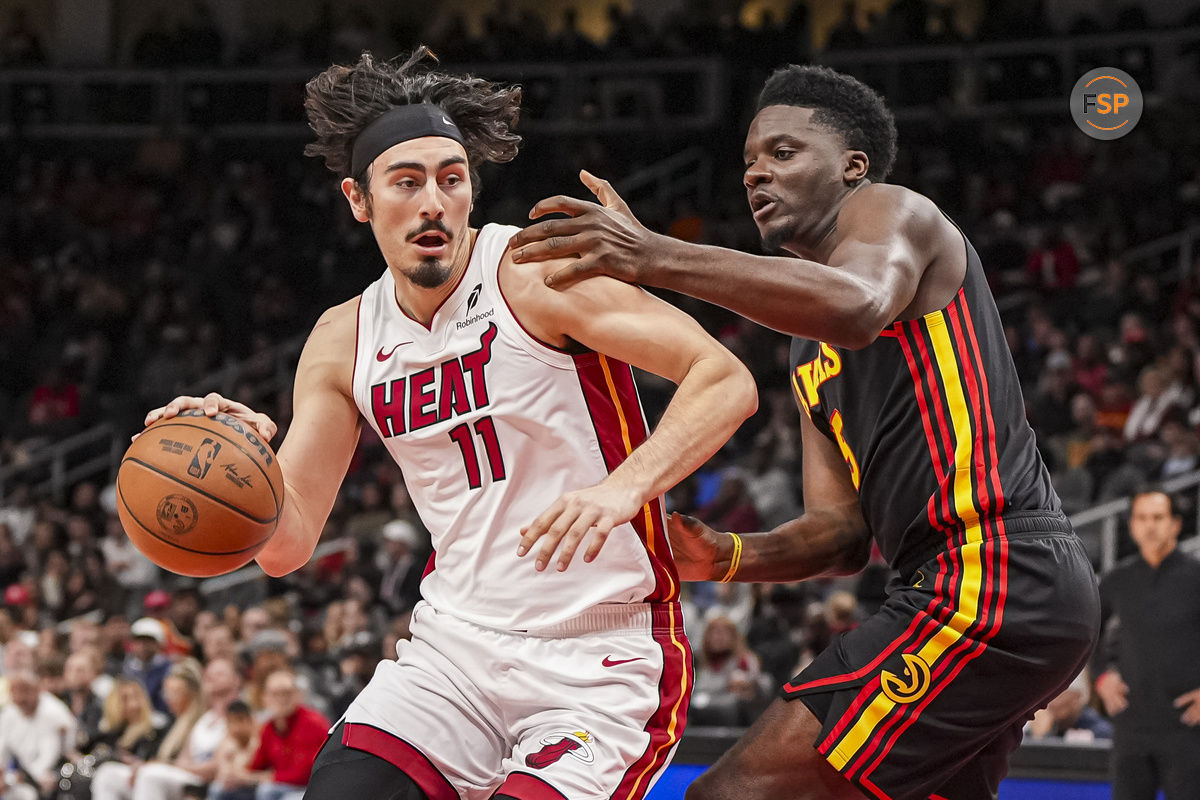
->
<box><xmin>602</xmin><ymin>656</ymin><xmax>644</xmax><ymax>668</ymax></box>
<box><xmin>376</xmin><ymin>343</ymin><xmax>412</xmax><ymax>362</ymax></box>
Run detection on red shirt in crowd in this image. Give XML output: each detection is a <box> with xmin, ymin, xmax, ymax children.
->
<box><xmin>249</xmin><ymin>705</ymin><xmax>331</xmax><ymax>787</ymax></box>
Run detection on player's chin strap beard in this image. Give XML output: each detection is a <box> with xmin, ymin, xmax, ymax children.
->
<box><xmin>350</xmin><ymin>103</ymin><xmax>467</xmax><ymax>178</ymax></box>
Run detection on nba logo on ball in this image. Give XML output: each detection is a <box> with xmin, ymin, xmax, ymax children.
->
<box><xmin>1070</xmin><ymin>67</ymin><xmax>1142</xmax><ymax>140</ymax></box>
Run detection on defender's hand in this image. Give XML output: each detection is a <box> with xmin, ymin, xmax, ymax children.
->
<box><xmin>142</xmin><ymin>392</ymin><xmax>278</xmax><ymax>442</ymax></box>
<box><xmin>518</xmin><ymin>482</ymin><xmax>644</xmax><ymax>572</ymax></box>
<box><xmin>509</xmin><ymin>170</ymin><xmax>656</xmax><ymax>289</ymax></box>
<box><xmin>667</xmin><ymin>513</ymin><xmax>726</xmax><ymax>582</ymax></box>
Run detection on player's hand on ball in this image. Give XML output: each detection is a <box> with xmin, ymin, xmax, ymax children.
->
<box><xmin>667</xmin><ymin>513</ymin><xmax>724</xmax><ymax>582</ymax></box>
<box><xmin>518</xmin><ymin>482</ymin><xmax>644</xmax><ymax>572</ymax></box>
<box><xmin>143</xmin><ymin>392</ymin><xmax>278</xmax><ymax>442</ymax></box>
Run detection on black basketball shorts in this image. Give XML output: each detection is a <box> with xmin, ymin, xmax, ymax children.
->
<box><xmin>782</xmin><ymin>514</ymin><xmax>1100</xmax><ymax>800</ymax></box>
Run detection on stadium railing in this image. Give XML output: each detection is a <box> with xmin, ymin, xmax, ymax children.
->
<box><xmin>0</xmin><ymin>58</ymin><xmax>724</xmax><ymax>139</ymax></box>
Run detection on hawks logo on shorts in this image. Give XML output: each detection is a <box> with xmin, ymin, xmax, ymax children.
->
<box><xmin>525</xmin><ymin>731</ymin><xmax>595</xmax><ymax>769</ymax></box>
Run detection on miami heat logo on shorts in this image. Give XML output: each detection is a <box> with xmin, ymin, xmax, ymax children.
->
<box><xmin>524</xmin><ymin>731</ymin><xmax>595</xmax><ymax>769</ymax></box>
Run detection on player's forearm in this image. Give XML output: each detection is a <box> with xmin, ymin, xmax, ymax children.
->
<box><xmin>724</xmin><ymin>506</ymin><xmax>870</xmax><ymax>582</ymax></box>
<box><xmin>647</xmin><ymin>236</ymin><xmax>882</xmax><ymax>347</ymax></box>
<box><xmin>607</xmin><ymin>354</ymin><xmax>756</xmax><ymax>505</ymax></box>
<box><xmin>254</xmin><ymin>483</ymin><xmax>323</xmax><ymax>577</ymax></box>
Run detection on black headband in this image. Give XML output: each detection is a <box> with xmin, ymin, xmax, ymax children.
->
<box><xmin>350</xmin><ymin>103</ymin><xmax>466</xmax><ymax>178</ymax></box>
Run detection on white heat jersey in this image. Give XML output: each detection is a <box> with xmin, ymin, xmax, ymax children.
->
<box><xmin>352</xmin><ymin>223</ymin><xmax>679</xmax><ymax>631</ymax></box>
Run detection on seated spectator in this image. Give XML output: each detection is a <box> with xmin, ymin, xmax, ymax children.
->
<box><xmin>208</xmin><ymin>700</ymin><xmax>258</xmax><ymax>800</ymax></box>
<box><xmin>123</xmin><ymin>617</ymin><xmax>172</xmax><ymax>714</ymax></box>
<box><xmin>1125</xmin><ymin>364</ymin><xmax>1187</xmax><ymax>443</ymax></box>
<box><xmin>225</xmin><ymin>669</ymin><xmax>329</xmax><ymax>800</ymax></box>
<box><xmin>1026</xmin><ymin>672</ymin><xmax>1113</xmax><ymax>742</ymax></box>
<box><xmin>61</xmin><ymin>679</ymin><xmax>169</xmax><ymax>800</ymax></box>
<box><xmin>375</xmin><ymin>520</ymin><xmax>422</xmax><ymax>616</ymax></box>
<box><xmin>87</xmin><ymin>678</ymin><xmax>169</xmax><ymax>760</ymax></box>
<box><xmin>0</xmin><ymin>669</ymin><xmax>77</xmax><ymax>800</ymax></box>
<box><xmin>690</xmin><ymin>615</ymin><xmax>772</xmax><ymax>727</ymax></box>
<box><xmin>93</xmin><ymin>657</ymin><xmax>234</xmax><ymax>800</ymax></box>
<box><xmin>61</xmin><ymin>650</ymin><xmax>105</xmax><ymax>751</ymax></box>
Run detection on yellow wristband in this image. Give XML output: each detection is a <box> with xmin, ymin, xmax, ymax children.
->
<box><xmin>718</xmin><ymin>532</ymin><xmax>742</xmax><ymax>583</ymax></box>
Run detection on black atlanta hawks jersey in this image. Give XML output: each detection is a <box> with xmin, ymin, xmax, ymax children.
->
<box><xmin>789</xmin><ymin>224</ymin><xmax>1060</xmax><ymax>579</ymax></box>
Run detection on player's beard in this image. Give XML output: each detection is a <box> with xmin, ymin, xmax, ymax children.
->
<box><xmin>405</xmin><ymin>258</ymin><xmax>453</xmax><ymax>288</ymax></box>
<box><xmin>761</xmin><ymin>224</ymin><xmax>794</xmax><ymax>254</ymax></box>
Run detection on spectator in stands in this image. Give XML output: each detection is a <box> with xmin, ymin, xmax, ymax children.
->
<box><xmin>200</xmin><ymin>625</ymin><xmax>238</xmax><ymax>666</ymax></box>
<box><xmin>691</xmin><ymin>615</ymin><xmax>771</xmax><ymax>727</ymax></box>
<box><xmin>94</xmin><ymin>657</ymin><xmax>235</xmax><ymax>800</ymax></box>
<box><xmin>0</xmin><ymin>669</ymin><xmax>76</xmax><ymax>800</ymax></box>
<box><xmin>232</xmin><ymin>668</ymin><xmax>329</xmax><ymax>800</ymax></box>
<box><xmin>1027</xmin><ymin>671</ymin><xmax>1112</xmax><ymax>742</ymax></box>
<box><xmin>375</xmin><ymin>520</ymin><xmax>422</xmax><ymax>616</ymax></box>
<box><xmin>1094</xmin><ymin>489</ymin><xmax>1200</xmax><ymax>799</ymax></box>
<box><xmin>124</xmin><ymin>617</ymin><xmax>172</xmax><ymax>714</ymax></box>
<box><xmin>0</xmin><ymin>631</ymin><xmax>36</xmax><ymax>705</ymax></box>
<box><xmin>61</xmin><ymin>650</ymin><xmax>105</xmax><ymax>751</ymax></box>
<box><xmin>87</xmin><ymin>678</ymin><xmax>167</xmax><ymax>760</ymax></box>
<box><xmin>0</xmin><ymin>483</ymin><xmax>34</xmax><ymax>546</ymax></box>
<box><xmin>1031</xmin><ymin>350</ymin><xmax>1079</xmax><ymax>441</ymax></box>
<box><xmin>208</xmin><ymin>699</ymin><xmax>258</xmax><ymax>800</ymax></box>
<box><xmin>1125</xmin><ymin>365</ymin><xmax>1187</xmax><ymax>443</ymax></box>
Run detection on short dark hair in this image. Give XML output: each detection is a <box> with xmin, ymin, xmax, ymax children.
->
<box><xmin>1132</xmin><ymin>486</ymin><xmax>1182</xmax><ymax>518</ymax></box>
<box><xmin>226</xmin><ymin>699</ymin><xmax>252</xmax><ymax>717</ymax></box>
<box><xmin>756</xmin><ymin>65</ymin><xmax>898</xmax><ymax>182</ymax></box>
<box><xmin>304</xmin><ymin>47</ymin><xmax>522</xmax><ymax>198</ymax></box>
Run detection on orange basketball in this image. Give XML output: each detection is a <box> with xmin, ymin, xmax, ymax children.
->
<box><xmin>116</xmin><ymin>410</ymin><xmax>284</xmax><ymax>577</ymax></box>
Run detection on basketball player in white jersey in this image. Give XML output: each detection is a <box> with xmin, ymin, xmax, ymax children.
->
<box><xmin>144</xmin><ymin>49</ymin><xmax>757</xmax><ymax>800</ymax></box>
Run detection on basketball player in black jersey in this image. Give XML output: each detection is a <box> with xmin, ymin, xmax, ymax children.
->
<box><xmin>511</xmin><ymin>66</ymin><xmax>1101</xmax><ymax>800</ymax></box>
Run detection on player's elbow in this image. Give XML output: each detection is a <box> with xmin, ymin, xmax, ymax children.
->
<box><xmin>727</xmin><ymin>360</ymin><xmax>759</xmax><ymax>423</ymax></box>
<box><xmin>255</xmin><ymin>552</ymin><xmax>299</xmax><ymax>578</ymax></box>
<box><xmin>834</xmin><ymin>525</ymin><xmax>873</xmax><ymax>575</ymax></box>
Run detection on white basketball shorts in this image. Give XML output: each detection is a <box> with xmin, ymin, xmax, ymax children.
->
<box><xmin>338</xmin><ymin>599</ymin><xmax>693</xmax><ymax>800</ymax></box>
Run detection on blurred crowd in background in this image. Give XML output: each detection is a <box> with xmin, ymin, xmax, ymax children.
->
<box><xmin>3</xmin><ymin>0</ymin><xmax>1200</xmax><ymax>795</ymax></box>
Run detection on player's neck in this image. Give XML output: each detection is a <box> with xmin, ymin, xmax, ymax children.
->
<box><xmin>392</xmin><ymin>227</ymin><xmax>479</xmax><ymax>325</ymax></box>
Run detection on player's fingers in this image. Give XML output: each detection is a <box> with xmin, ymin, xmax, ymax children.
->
<box><xmin>202</xmin><ymin>392</ymin><xmax>226</xmax><ymax>416</ymax></box>
<box><xmin>669</xmin><ymin>512</ymin><xmax>707</xmax><ymax>537</ymax></box>
<box><xmin>160</xmin><ymin>395</ymin><xmax>205</xmax><ymax>420</ymax></box>
<box><xmin>582</xmin><ymin>521</ymin><xmax>615</xmax><ymax>563</ymax></box>
<box><xmin>257</xmin><ymin>415</ymin><xmax>278</xmax><ymax>441</ymax></box>
<box><xmin>518</xmin><ymin>499</ymin><xmax>566</xmax><ymax>557</ymax></box>
<box><xmin>510</xmin><ymin>230</ymin><xmax>587</xmax><ymax>264</ymax></box>
<box><xmin>553</xmin><ymin>508</ymin><xmax>602</xmax><ymax>571</ymax></box>
<box><xmin>533</xmin><ymin>506</ymin><xmax>584</xmax><ymax>572</ymax></box>
<box><xmin>543</xmin><ymin>257</ymin><xmax>601</xmax><ymax>290</ymax></box>
<box><xmin>579</xmin><ymin>170</ymin><xmax>631</xmax><ymax>214</ymax></box>
<box><xmin>525</xmin><ymin>195</ymin><xmax>597</xmax><ymax>222</ymax></box>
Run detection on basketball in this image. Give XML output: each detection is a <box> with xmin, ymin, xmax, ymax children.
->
<box><xmin>116</xmin><ymin>410</ymin><xmax>284</xmax><ymax>577</ymax></box>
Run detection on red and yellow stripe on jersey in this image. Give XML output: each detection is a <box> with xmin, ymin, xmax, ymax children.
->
<box><xmin>786</xmin><ymin>290</ymin><xmax>1012</xmax><ymax>799</ymax></box>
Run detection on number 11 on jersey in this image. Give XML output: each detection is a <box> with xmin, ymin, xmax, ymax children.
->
<box><xmin>449</xmin><ymin>416</ymin><xmax>507</xmax><ymax>489</ymax></box>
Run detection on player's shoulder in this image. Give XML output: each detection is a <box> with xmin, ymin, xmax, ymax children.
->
<box><xmin>843</xmin><ymin>182</ymin><xmax>940</xmax><ymax>224</ymax></box>
<box><xmin>312</xmin><ymin>296</ymin><xmax>361</xmax><ymax>335</ymax></box>
<box><xmin>300</xmin><ymin>296</ymin><xmax>361</xmax><ymax>364</ymax></box>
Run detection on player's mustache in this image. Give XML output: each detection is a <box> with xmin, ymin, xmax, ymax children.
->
<box><xmin>407</xmin><ymin>220</ymin><xmax>453</xmax><ymax>241</ymax></box>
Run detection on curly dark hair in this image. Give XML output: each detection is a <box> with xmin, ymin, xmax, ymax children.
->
<box><xmin>304</xmin><ymin>47</ymin><xmax>522</xmax><ymax>197</ymax></box>
<box><xmin>756</xmin><ymin>65</ymin><xmax>897</xmax><ymax>182</ymax></box>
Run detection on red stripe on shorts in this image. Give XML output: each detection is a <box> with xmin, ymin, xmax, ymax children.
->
<box><xmin>341</xmin><ymin>722</ymin><xmax>458</xmax><ymax>800</ymax></box>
